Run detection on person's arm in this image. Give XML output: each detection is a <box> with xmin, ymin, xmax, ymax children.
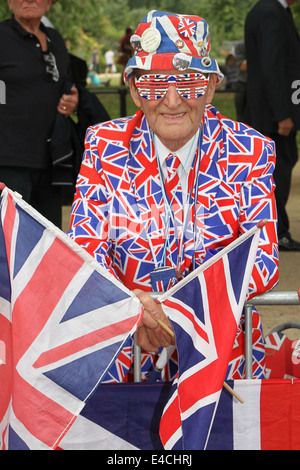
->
<box><xmin>239</xmin><ymin>136</ymin><xmax>279</xmax><ymax>299</ymax></box>
<box><xmin>67</xmin><ymin>125</ymin><xmax>116</xmax><ymax>274</ymax></box>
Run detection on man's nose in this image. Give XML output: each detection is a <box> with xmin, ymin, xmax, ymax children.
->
<box><xmin>163</xmin><ymin>84</ymin><xmax>183</xmax><ymax>105</ymax></box>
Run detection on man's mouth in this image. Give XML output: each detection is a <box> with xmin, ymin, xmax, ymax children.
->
<box><xmin>162</xmin><ymin>112</ymin><xmax>185</xmax><ymax>119</ymax></box>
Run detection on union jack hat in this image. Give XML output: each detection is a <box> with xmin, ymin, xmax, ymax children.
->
<box><xmin>124</xmin><ymin>10</ymin><xmax>224</xmax><ymax>84</ymax></box>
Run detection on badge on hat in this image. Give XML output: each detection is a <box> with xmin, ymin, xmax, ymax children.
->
<box><xmin>172</xmin><ymin>53</ymin><xmax>192</xmax><ymax>71</ymax></box>
<box><xmin>201</xmin><ymin>57</ymin><xmax>212</xmax><ymax>68</ymax></box>
<box><xmin>175</xmin><ymin>39</ymin><xmax>185</xmax><ymax>49</ymax></box>
<box><xmin>130</xmin><ymin>34</ymin><xmax>142</xmax><ymax>52</ymax></box>
<box><xmin>141</xmin><ymin>27</ymin><xmax>161</xmax><ymax>53</ymax></box>
<box><xmin>178</xmin><ymin>18</ymin><xmax>196</xmax><ymax>38</ymax></box>
<box><xmin>197</xmin><ymin>41</ymin><xmax>207</xmax><ymax>58</ymax></box>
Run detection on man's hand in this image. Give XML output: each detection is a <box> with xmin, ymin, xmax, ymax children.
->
<box><xmin>58</xmin><ymin>86</ymin><xmax>78</xmax><ymax>116</ymax></box>
<box><xmin>133</xmin><ymin>289</ymin><xmax>175</xmax><ymax>353</ymax></box>
<box><xmin>278</xmin><ymin>117</ymin><xmax>294</xmax><ymax>136</ymax></box>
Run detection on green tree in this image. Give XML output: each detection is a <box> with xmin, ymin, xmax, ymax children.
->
<box><xmin>0</xmin><ymin>2</ymin><xmax>10</xmax><ymax>19</ymax></box>
<box><xmin>1</xmin><ymin>0</ymin><xmax>299</xmax><ymax>63</ymax></box>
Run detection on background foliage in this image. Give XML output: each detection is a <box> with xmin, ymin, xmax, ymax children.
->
<box><xmin>1</xmin><ymin>0</ymin><xmax>299</xmax><ymax>68</ymax></box>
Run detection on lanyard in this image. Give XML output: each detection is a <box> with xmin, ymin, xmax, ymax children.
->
<box><xmin>152</xmin><ymin>125</ymin><xmax>203</xmax><ymax>272</ymax></box>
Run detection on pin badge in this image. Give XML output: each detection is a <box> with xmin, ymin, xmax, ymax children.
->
<box><xmin>201</xmin><ymin>57</ymin><xmax>212</xmax><ymax>67</ymax></box>
<box><xmin>178</xmin><ymin>19</ymin><xmax>196</xmax><ymax>38</ymax></box>
<box><xmin>175</xmin><ymin>39</ymin><xmax>185</xmax><ymax>49</ymax></box>
<box><xmin>197</xmin><ymin>41</ymin><xmax>207</xmax><ymax>58</ymax></box>
<box><xmin>172</xmin><ymin>53</ymin><xmax>192</xmax><ymax>71</ymax></box>
<box><xmin>130</xmin><ymin>34</ymin><xmax>142</xmax><ymax>52</ymax></box>
<box><xmin>141</xmin><ymin>27</ymin><xmax>161</xmax><ymax>53</ymax></box>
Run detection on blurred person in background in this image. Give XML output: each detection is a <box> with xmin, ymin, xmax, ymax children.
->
<box><xmin>0</xmin><ymin>0</ymin><xmax>78</xmax><ymax>228</ymax></box>
<box><xmin>118</xmin><ymin>26</ymin><xmax>133</xmax><ymax>85</ymax></box>
<box><xmin>244</xmin><ymin>0</ymin><xmax>300</xmax><ymax>251</ymax></box>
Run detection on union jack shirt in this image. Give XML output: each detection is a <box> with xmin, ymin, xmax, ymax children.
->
<box><xmin>68</xmin><ymin>105</ymin><xmax>279</xmax><ymax>381</ymax></box>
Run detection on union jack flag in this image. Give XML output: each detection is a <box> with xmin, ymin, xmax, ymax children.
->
<box><xmin>178</xmin><ymin>18</ymin><xmax>196</xmax><ymax>38</ymax></box>
<box><xmin>158</xmin><ymin>223</ymin><xmax>261</xmax><ymax>449</ymax></box>
<box><xmin>0</xmin><ymin>185</ymin><xmax>142</xmax><ymax>450</ymax></box>
<box><xmin>59</xmin><ymin>378</ymin><xmax>300</xmax><ymax>450</ymax></box>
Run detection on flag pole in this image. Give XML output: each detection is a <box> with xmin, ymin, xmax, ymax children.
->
<box><xmin>222</xmin><ymin>382</ymin><xmax>244</xmax><ymax>404</ymax></box>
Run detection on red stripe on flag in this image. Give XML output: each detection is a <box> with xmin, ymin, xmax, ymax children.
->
<box><xmin>33</xmin><ymin>316</ymin><xmax>139</xmax><ymax>369</ymax></box>
<box><xmin>260</xmin><ymin>379</ymin><xmax>300</xmax><ymax>450</ymax></box>
<box><xmin>12</xmin><ymin>238</ymin><xmax>85</xmax><ymax>363</ymax></box>
<box><xmin>177</xmin><ymin>259</ymin><xmax>238</xmax><ymax>412</ymax></box>
<box><xmin>2</xmin><ymin>192</ymin><xmax>16</xmax><ymax>272</ymax></box>
<box><xmin>13</xmin><ymin>372</ymin><xmax>75</xmax><ymax>448</ymax></box>
<box><xmin>160</xmin><ymin>388</ymin><xmax>182</xmax><ymax>445</ymax></box>
<box><xmin>1</xmin><ymin>425</ymin><xmax>8</xmax><ymax>450</ymax></box>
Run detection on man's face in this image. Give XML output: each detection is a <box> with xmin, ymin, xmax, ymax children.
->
<box><xmin>130</xmin><ymin>69</ymin><xmax>216</xmax><ymax>152</ymax></box>
<box><xmin>7</xmin><ymin>0</ymin><xmax>52</xmax><ymax>22</ymax></box>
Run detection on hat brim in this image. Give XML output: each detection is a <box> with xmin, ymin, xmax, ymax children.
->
<box><xmin>124</xmin><ymin>52</ymin><xmax>224</xmax><ymax>85</ymax></box>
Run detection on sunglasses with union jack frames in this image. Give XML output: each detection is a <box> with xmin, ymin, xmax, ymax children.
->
<box><xmin>135</xmin><ymin>73</ymin><xmax>209</xmax><ymax>100</ymax></box>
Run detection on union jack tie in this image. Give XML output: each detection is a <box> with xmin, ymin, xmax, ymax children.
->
<box><xmin>165</xmin><ymin>153</ymin><xmax>183</xmax><ymax>224</ymax></box>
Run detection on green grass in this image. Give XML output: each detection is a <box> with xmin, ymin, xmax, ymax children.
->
<box><xmin>93</xmin><ymin>87</ymin><xmax>138</xmax><ymax>119</ymax></box>
<box><xmin>212</xmin><ymin>91</ymin><xmax>236</xmax><ymax>120</ymax></box>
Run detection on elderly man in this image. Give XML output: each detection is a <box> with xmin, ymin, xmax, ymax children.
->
<box><xmin>68</xmin><ymin>10</ymin><xmax>279</xmax><ymax>381</ymax></box>
<box><xmin>0</xmin><ymin>0</ymin><xmax>78</xmax><ymax>228</ymax></box>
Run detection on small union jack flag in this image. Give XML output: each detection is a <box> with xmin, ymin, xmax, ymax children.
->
<box><xmin>178</xmin><ymin>18</ymin><xmax>196</xmax><ymax>38</ymax></box>
<box><xmin>159</xmin><ymin>224</ymin><xmax>261</xmax><ymax>449</ymax></box>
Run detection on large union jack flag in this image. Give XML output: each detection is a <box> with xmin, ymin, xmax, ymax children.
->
<box><xmin>158</xmin><ymin>223</ymin><xmax>261</xmax><ymax>450</ymax></box>
<box><xmin>0</xmin><ymin>185</ymin><xmax>142</xmax><ymax>450</ymax></box>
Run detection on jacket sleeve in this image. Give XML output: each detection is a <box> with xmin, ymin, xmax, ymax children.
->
<box><xmin>239</xmin><ymin>136</ymin><xmax>279</xmax><ymax>299</ymax></box>
<box><xmin>67</xmin><ymin>125</ymin><xmax>118</xmax><ymax>278</ymax></box>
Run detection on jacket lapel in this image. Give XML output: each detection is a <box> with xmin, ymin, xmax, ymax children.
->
<box><xmin>127</xmin><ymin>116</ymin><xmax>169</xmax><ymax>263</ymax></box>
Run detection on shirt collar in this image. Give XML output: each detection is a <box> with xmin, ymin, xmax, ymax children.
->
<box><xmin>277</xmin><ymin>0</ymin><xmax>288</xmax><ymax>9</ymax></box>
<box><xmin>10</xmin><ymin>14</ymin><xmax>48</xmax><ymax>38</ymax></box>
<box><xmin>155</xmin><ymin>130</ymin><xmax>200</xmax><ymax>174</ymax></box>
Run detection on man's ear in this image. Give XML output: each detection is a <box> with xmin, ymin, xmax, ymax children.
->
<box><xmin>46</xmin><ymin>0</ymin><xmax>52</xmax><ymax>14</ymax></box>
<box><xmin>205</xmin><ymin>74</ymin><xmax>217</xmax><ymax>104</ymax></box>
<box><xmin>129</xmin><ymin>76</ymin><xmax>143</xmax><ymax>108</ymax></box>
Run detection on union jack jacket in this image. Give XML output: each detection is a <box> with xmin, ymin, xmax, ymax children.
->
<box><xmin>69</xmin><ymin>105</ymin><xmax>278</xmax><ymax>297</ymax></box>
<box><xmin>68</xmin><ymin>105</ymin><xmax>279</xmax><ymax>381</ymax></box>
